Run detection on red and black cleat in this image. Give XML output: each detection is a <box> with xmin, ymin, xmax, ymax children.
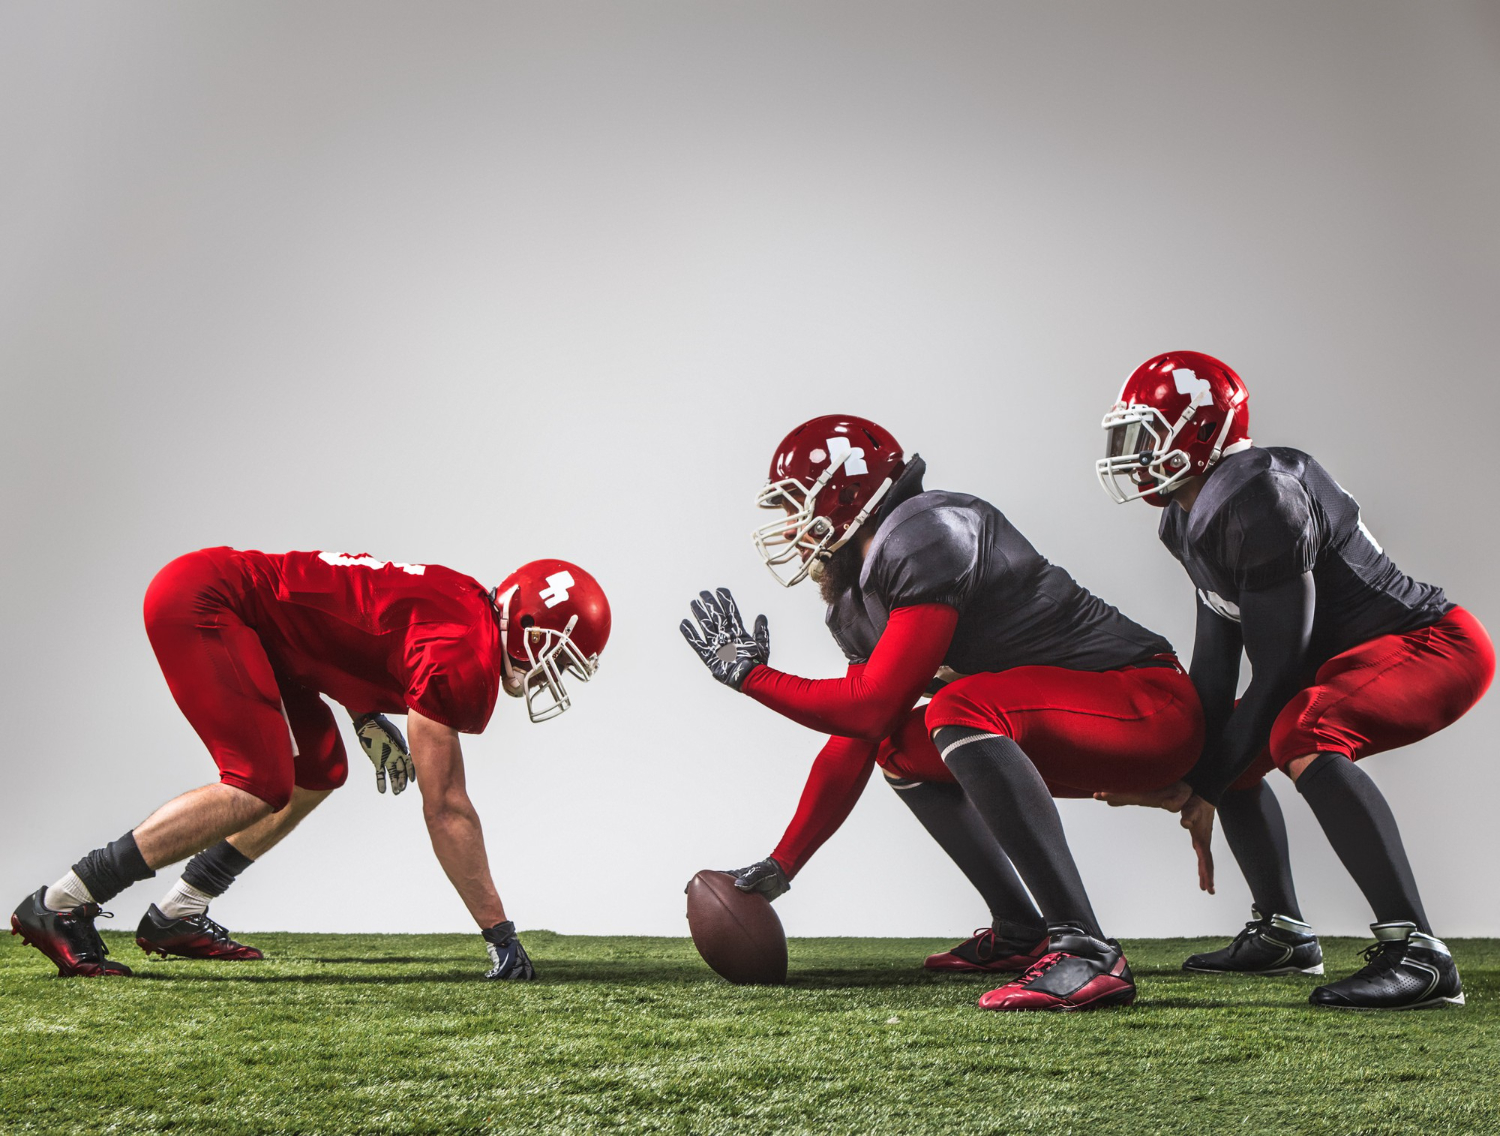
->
<box><xmin>925</xmin><ymin>926</ymin><xmax>1049</xmax><ymax>973</ymax></box>
<box><xmin>135</xmin><ymin>905</ymin><xmax>264</xmax><ymax>960</ymax></box>
<box><xmin>10</xmin><ymin>887</ymin><xmax>133</xmax><ymax>977</ymax></box>
<box><xmin>977</xmin><ymin>926</ymin><xmax>1136</xmax><ymax>1012</ymax></box>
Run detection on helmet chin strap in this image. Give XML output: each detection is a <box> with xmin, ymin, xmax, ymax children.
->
<box><xmin>490</xmin><ymin>584</ymin><xmax>527</xmax><ymax>698</ymax></box>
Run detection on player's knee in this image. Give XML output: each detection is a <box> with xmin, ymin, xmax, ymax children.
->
<box><xmin>232</xmin><ymin>773</ymin><xmax>293</xmax><ymax>813</ymax></box>
<box><xmin>1268</xmin><ymin>690</ymin><xmax>1333</xmax><ymax>769</ymax></box>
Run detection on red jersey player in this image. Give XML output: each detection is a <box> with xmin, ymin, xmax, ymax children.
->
<box><xmin>681</xmin><ymin>416</ymin><xmax>1204</xmax><ymax>1012</ymax></box>
<box><xmin>10</xmin><ymin>547</ymin><xmax>610</xmax><ymax>979</ymax></box>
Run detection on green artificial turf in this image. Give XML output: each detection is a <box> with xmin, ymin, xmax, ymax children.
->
<box><xmin>2</xmin><ymin>932</ymin><xmax>1497</xmax><ymax>1135</ymax></box>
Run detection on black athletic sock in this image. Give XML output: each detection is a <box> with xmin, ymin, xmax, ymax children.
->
<box><xmin>934</xmin><ymin>728</ymin><xmax>1104</xmax><ymax>941</ymax></box>
<box><xmin>181</xmin><ymin>840</ymin><xmax>256</xmax><ymax>897</ymax></box>
<box><xmin>1295</xmin><ymin>753</ymin><xmax>1431</xmax><ymax>934</ymax></box>
<box><xmin>887</xmin><ymin>776</ymin><xmax>1045</xmax><ymax>942</ymax></box>
<box><xmin>1217</xmin><ymin>781</ymin><xmax>1304</xmax><ymax>922</ymax></box>
<box><xmin>72</xmin><ymin>831</ymin><xmax>155</xmax><ymax>904</ymax></box>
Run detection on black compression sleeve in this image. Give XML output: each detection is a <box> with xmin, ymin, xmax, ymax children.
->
<box><xmin>1187</xmin><ymin>598</ymin><xmax>1243</xmax><ymax>761</ymax></box>
<box><xmin>1184</xmin><ymin>572</ymin><xmax>1314</xmax><ymax>804</ymax></box>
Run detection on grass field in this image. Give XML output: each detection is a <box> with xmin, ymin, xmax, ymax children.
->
<box><xmin>2</xmin><ymin>931</ymin><xmax>1498</xmax><ymax>1135</ymax></box>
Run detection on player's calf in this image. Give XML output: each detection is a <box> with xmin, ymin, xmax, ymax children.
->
<box><xmin>1183</xmin><ymin>907</ymin><xmax>1323</xmax><ymax>976</ymax></box>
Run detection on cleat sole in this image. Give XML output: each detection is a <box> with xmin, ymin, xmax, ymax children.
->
<box><xmin>1183</xmin><ymin>963</ymin><xmax>1324</xmax><ymax>977</ymax></box>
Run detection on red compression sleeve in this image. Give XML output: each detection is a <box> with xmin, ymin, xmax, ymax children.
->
<box><xmin>740</xmin><ymin>604</ymin><xmax>958</xmax><ymax>741</ymax></box>
<box><xmin>770</xmin><ymin>730</ymin><xmax>878</xmax><ymax>878</ymax></box>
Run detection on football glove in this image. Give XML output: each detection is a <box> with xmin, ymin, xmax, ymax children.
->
<box><xmin>728</xmin><ymin>857</ymin><xmax>791</xmax><ymax>901</ymax></box>
<box><xmin>680</xmin><ymin>588</ymin><xmax>769</xmax><ymax>691</ymax></box>
<box><xmin>482</xmin><ymin>920</ymin><xmax>536</xmax><ymax>980</ymax></box>
<box><xmin>352</xmin><ymin>712</ymin><xmax>416</xmax><ymax>796</ymax></box>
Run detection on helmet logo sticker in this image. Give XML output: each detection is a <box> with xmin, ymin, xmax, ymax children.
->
<box><xmin>825</xmin><ymin>436</ymin><xmax>868</xmax><ymax>475</ymax></box>
<box><xmin>1172</xmin><ymin>368</ymin><xmax>1213</xmax><ymax>408</ymax></box>
<box><xmin>539</xmin><ymin>571</ymin><xmax>577</xmax><ymax>608</ymax></box>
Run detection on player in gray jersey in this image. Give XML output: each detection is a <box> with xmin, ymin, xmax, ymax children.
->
<box><xmin>1099</xmin><ymin>350</ymin><xmax>1493</xmax><ymax>1009</ymax></box>
<box><xmin>681</xmin><ymin>415</ymin><xmax>1204</xmax><ymax>1012</ymax></box>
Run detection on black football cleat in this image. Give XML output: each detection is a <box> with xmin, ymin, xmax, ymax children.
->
<box><xmin>977</xmin><ymin>925</ymin><xmax>1136</xmax><ymax>1012</ymax></box>
<box><xmin>10</xmin><ymin>887</ymin><xmax>133</xmax><ymax>977</ymax></box>
<box><xmin>1310</xmin><ymin>922</ymin><xmax>1464</xmax><ymax>1011</ymax></box>
<box><xmin>1183</xmin><ymin>908</ymin><xmax>1323</xmax><ymax>976</ymax></box>
<box><xmin>136</xmin><ymin>905</ymin><xmax>264</xmax><ymax>961</ymax></box>
<box><xmin>925</xmin><ymin>926</ymin><xmax>1048</xmax><ymax>973</ymax></box>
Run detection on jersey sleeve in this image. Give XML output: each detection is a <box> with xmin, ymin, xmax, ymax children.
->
<box><xmin>868</xmin><ymin>507</ymin><xmax>982</xmax><ymax>610</ymax></box>
<box><xmin>1219</xmin><ymin>472</ymin><xmax>1320</xmax><ymax>592</ymax></box>
<box><xmin>402</xmin><ymin>624</ymin><xmax>499</xmax><ymax>734</ymax></box>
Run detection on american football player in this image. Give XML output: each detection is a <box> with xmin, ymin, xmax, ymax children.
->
<box><xmin>1097</xmin><ymin>351</ymin><xmax>1493</xmax><ymax>1009</ymax></box>
<box><xmin>11</xmin><ymin>548</ymin><xmax>609</xmax><ymax>980</ymax></box>
<box><xmin>681</xmin><ymin>415</ymin><xmax>1205</xmax><ymax>1011</ymax></box>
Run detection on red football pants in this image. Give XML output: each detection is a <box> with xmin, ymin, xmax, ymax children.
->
<box><xmin>143</xmin><ymin>549</ymin><xmax>348</xmax><ymax>810</ymax></box>
<box><xmin>876</xmin><ymin>662</ymin><xmax>1204</xmax><ymax>798</ymax></box>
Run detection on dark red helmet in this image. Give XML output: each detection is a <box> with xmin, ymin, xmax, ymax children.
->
<box><xmin>491</xmin><ymin>559</ymin><xmax>610</xmax><ymax>722</ymax></box>
<box><xmin>752</xmin><ymin>415</ymin><xmax>906</xmax><ymax>586</ymax></box>
<box><xmin>1097</xmin><ymin>351</ymin><xmax>1251</xmax><ymax>506</ymax></box>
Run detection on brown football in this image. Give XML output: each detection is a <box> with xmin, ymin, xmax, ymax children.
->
<box><xmin>685</xmin><ymin>870</ymin><xmax>788</xmax><ymax>985</ymax></box>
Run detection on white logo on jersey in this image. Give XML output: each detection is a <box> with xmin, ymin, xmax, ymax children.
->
<box><xmin>1173</xmin><ymin>367</ymin><xmax>1213</xmax><ymax>409</ymax></box>
<box><xmin>539</xmin><ymin>571</ymin><xmax>576</xmax><ymax>608</ymax></box>
<box><xmin>1198</xmin><ymin>588</ymin><xmax>1241</xmax><ymax>622</ymax></box>
<box><xmin>825</xmin><ymin>436</ymin><xmax>868</xmax><ymax>476</ymax></box>
<box><xmin>318</xmin><ymin>552</ymin><xmax>426</xmax><ymax>576</ymax></box>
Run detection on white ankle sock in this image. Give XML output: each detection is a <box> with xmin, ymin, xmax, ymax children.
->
<box><xmin>158</xmin><ymin>878</ymin><xmax>215</xmax><ymax>920</ymax></box>
<box><xmin>43</xmin><ymin>871</ymin><xmax>95</xmax><ymax>912</ymax></box>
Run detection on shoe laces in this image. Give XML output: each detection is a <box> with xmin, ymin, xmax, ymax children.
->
<box><xmin>1354</xmin><ymin>939</ymin><xmax>1406</xmax><ymax>975</ymax></box>
<box><xmin>969</xmin><ymin>928</ymin><xmax>997</xmax><ymax>961</ymax></box>
<box><xmin>190</xmin><ymin>914</ymin><xmax>234</xmax><ymax>943</ymax></box>
<box><xmin>58</xmin><ymin>904</ymin><xmax>114</xmax><ymax>959</ymax></box>
<box><xmin>1015</xmin><ymin>951</ymin><xmax>1066</xmax><ymax>986</ymax></box>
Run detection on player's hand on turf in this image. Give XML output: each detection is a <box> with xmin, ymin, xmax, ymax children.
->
<box><xmin>353</xmin><ymin>712</ymin><xmax>416</xmax><ymax>795</ymax></box>
<box><xmin>1092</xmin><ymin>781</ymin><xmax>1192</xmax><ymax>812</ymax></box>
<box><xmin>727</xmin><ymin>858</ymin><xmax>790</xmax><ymax>901</ymax></box>
<box><xmin>1180</xmin><ymin>795</ymin><xmax>1216</xmax><ymax>894</ymax></box>
<box><xmin>482</xmin><ymin>920</ymin><xmax>536</xmax><ymax>980</ymax></box>
<box><xmin>680</xmin><ymin>588</ymin><xmax>770</xmax><ymax>690</ymax></box>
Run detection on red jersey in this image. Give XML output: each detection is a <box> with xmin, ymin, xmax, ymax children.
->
<box><xmin>203</xmin><ymin>547</ymin><xmax>503</xmax><ymax>733</ymax></box>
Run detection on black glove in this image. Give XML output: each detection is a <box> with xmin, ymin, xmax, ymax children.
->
<box><xmin>728</xmin><ymin>857</ymin><xmax>791</xmax><ymax>901</ymax></box>
<box><xmin>482</xmin><ymin>920</ymin><xmax>536</xmax><ymax>981</ymax></box>
<box><xmin>680</xmin><ymin>588</ymin><xmax>769</xmax><ymax>690</ymax></box>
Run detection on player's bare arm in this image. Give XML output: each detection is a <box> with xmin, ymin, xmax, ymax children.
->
<box><xmin>407</xmin><ymin>710</ymin><xmax>505</xmax><ymax>928</ymax></box>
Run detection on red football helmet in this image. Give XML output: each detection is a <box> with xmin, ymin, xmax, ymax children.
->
<box><xmin>490</xmin><ymin>559</ymin><xmax>611</xmax><ymax>722</ymax></box>
<box><xmin>1097</xmin><ymin>351</ymin><xmax>1252</xmax><ymax>506</ymax></box>
<box><xmin>752</xmin><ymin>415</ymin><xmax>906</xmax><ymax>586</ymax></box>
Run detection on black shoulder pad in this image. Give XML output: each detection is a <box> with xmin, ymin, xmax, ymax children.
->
<box><xmin>1219</xmin><ymin>470</ymin><xmax>1318</xmax><ymax>590</ymax></box>
<box><xmin>866</xmin><ymin>497</ymin><xmax>979</xmax><ymax>610</ymax></box>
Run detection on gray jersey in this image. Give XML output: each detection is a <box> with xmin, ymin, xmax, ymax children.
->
<box><xmin>1158</xmin><ymin>446</ymin><xmax>1451</xmax><ymax>664</ymax></box>
<box><xmin>826</xmin><ymin>489</ymin><xmax>1172</xmax><ymax>673</ymax></box>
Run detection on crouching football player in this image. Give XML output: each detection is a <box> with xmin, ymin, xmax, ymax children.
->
<box><xmin>1097</xmin><ymin>351</ymin><xmax>1493</xmax><ymax>1009</ymax></box>
<box><xmin>11</xmin><ymin>548</ymin><xmax>609</xmax><ymax>980</ymax></box>
<box><xmin>681</xmin><ymin>415</ymin><xmax>1205</xmax><ymax>1011</ymax></box>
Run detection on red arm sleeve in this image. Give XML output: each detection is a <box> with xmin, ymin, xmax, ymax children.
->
<box><xmin>769</xmin><ymin>727</ymin><xmax>879</xmax><ymax>879</ymax></box>
<box><xmin>739</xmin><ymin>604</ymin><xmax>958</xmax><ymax>741</ymax></box>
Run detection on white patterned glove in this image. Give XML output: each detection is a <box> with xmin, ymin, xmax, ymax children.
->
<box><xmin>353</xmin><ymin>713</ymin><xmax>416</xmax><ymax>795</ymax></box>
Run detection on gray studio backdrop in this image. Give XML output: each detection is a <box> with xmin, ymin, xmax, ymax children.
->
<box><xmin>2</xmin><ymin>2</ymin><xmax>1497</xmax><ymax>938</ymax></box>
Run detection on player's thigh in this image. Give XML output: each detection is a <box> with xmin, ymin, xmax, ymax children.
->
<box><xmin>928</xmin><ymin>665</ymin><xmax>1202</xmax><ymax>793</ymax></box>
<box><xmin>281</xmin><ymin>684</ymin><xmax>350</xmax><ymax>792</ymax></box>
<box><xmin>876</xmin><ymin>704</ymin><xmax>955</xmax><ymax>783</ymax></box>
<box><xmin>1271</xmin><ymin>611</ymin><xmax>1496</xmax><ymax>766</ymax></box>
<box><xmin>144</xmin><ymin>555</ymin><xmax>296</xmax><ymax>808</ymax></box>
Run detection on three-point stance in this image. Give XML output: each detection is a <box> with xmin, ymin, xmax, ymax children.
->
<box><xmin>682</xmin><ymin>415</ymin><xmax>1205</xmax><ymax>1011</ymax></box>
<box><xmin>1098</xmin><ymin>351</ymin><xmax>1493</xmax><ymax>1009</ymax></box>
<box><xmin>12</xmin><ymin>547</ymin><xmax>609</xmax><ymax>979</ymax></box>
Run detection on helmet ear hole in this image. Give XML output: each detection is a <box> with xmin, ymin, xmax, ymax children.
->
<box><xmin>1196</xmin><ymin>419</ymin><xmax>1219</xmax><ymax>444</ymax></box>
<box><xmin>838</xmin><ymin>484</ymin><xmax>859</xmax><ymax>506</ymax></box>
<box><xmin>520</xmin><ymin>615</ymin><xmax>535</xmax><ymax>629</ymax></box>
